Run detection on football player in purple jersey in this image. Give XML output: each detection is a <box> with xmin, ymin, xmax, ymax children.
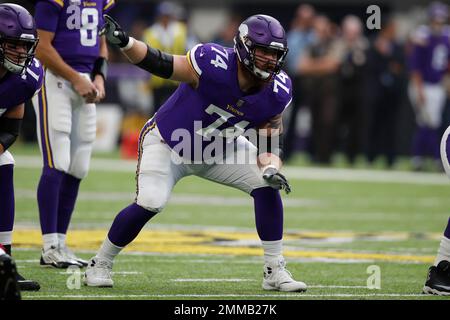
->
<box><xmin>32</xmin><ymin>0</ymin><xmax>115</xmax><ymax>268</ymax></box>
<box><xmin>423</xmin><ymin>126</ymin><xmax>450</xmax><ymax>295</ymax></box>
<box><xmin>408</xmin><ymin>1</ymin><xmax>450</xmax><ymax>171</ymax></box>
<box><xmin>84</xmin><ymin>14</ymin><xmax>307</xmax><ymax>292</ymax></box>
<box><xmin>0</xmin><ymin>3</ymin><xmax>43</xmax><ymax>292</ymax></box>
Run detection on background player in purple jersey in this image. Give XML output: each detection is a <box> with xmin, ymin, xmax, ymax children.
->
<box><xmin>408</xmin><ymin>1</ymin><xmax>450</xmax><ymax>171</ymax></box>
<box><xmin>32</xmin><ymin>0</ymin><xmax>115</xmax><ymax>268</ymax></box>
<box><xmin>0</xmin><ymin>3</ymin><xmax>43</xmax><ymax>292</ymax></box>
<box><xmin>84</xmin><ymin>14</ymin><xmax>307</xmax><ymax>292</ymax></box>
<box><xmin>423</xmin><ymin>125</ymin><xmax>450</xmax><ymax>295</ymax></box>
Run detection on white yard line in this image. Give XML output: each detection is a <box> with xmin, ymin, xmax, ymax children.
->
<box><xmin>15</xmin><ymin>155</ymin><xmax>449</xmax><ymax>185</ymax></box>
<box><xmin>23</xmin><ymin>293</ymin><xmax>431</xmax><ymax>299</ymax></box>
<box><xmin>171</xmin><ymin>278</ymin><xmax>254</xmax><ymax>282</ymax></box>
<box><xmin>308</xmin><ymin>285</ymin><xmax>368</xmax><ymax>289</ymax></box>
<box><xmin>14</xmin><ymin>189</ymin><xmax>319</xmax><ymax>207</ymax></box>
<box><xmin>170</xmin><ymin>280</ymin><xmax>369</xmax><ymax>288</ymax></box>
<box><xmin>57</xmin><ymin>271</ymin><xmax>143</xmax><ymax>275</ymax></box>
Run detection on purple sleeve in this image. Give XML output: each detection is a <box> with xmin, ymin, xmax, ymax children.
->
<box><xmin>26</xmin><ymin>59</ymin><xmax>44</xmax><ymax>99</ymax></box>
<box><xmin>187</xmin><ymin>43</ymin><xmax>228</xmax><ymax>83</ymax></box>
<box><xmin>35</xmin><ymin>1</ymin><xmax>61</xmax><ymax>33</ymax></box>
<box><xmin>273</xmin><ymin>71</ymin><xmax>293</xmax><ymax>114</ymax></box>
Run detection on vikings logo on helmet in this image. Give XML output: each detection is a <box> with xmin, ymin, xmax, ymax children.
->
<box><xmin>441</xmin><ymin>125</ymin><xmax>450</xmax><ymax>179</ymax></box>
<box><xmin>234</xmin><ymin>14</ymin><xmax>289</xmax><ymax>81</ymax></box>
<box><xmin>0</xmin><ymin>3</ymin><xmax>38</xmax><ymax>75</ymax></box>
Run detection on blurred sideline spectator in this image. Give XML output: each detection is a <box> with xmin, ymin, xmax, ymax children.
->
<box><xmin>366</xmin><ymin>16</ymin><xmax>405</xmax><ymax>168</ymax></box>
<box><xmin>9</xmin><ymin>0</ymin><xmax>447</xmax><ymax>169</ymax></box>
<box><xmin>213</xmin><ymin>13</ymin><xmax>242</xmax><ymax>48</ymax></box>
<box><xmin>298</xmin><ymin>15</ymin><xmax>342</xmax><ymax>164</ymax></box>
<box><xmin>335</xmin><ymin>15</ymin><xmax>369</xmax><ymax>165</ymax></box>
<box><xmin>143</xmin><ymin>1</ymin><xmax>188</xmax><ymax>116</ymax></box>
<box><xmin>283</xmin><ymin>4</ymin><xmax>316</xmax><ymax>162</ymax></box>
<box><xmin>408</xmin><ymin>1</ymin><xmax>450</xmax><ymax>171</ymax></box>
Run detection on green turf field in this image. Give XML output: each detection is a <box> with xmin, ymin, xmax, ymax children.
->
<box><xmin>7</xmin><ymin>143</ymin><xmax>450</xmax><ymax>300</ymax></box>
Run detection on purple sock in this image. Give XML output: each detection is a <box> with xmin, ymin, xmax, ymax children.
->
<box><xmin>108</xmin><ymin>203</ymin><xmax>158</xmax><ymax>247</ymax></box>
<box><xmin>412</xmin><ymin>126</ymin><xmax>427</xmax><ymax>157</ymax></box>
<box><xmin>57</xmin><ymin>173</ymin><xmax>81</xmax><ymax>235</ymax></box>
<box><xmin>444</xmin><ymin>218</ymin><xmax>450</xmax><ymax>239</ymax></box>
<box><xmin>251</xmin><ymin>187</ymin><xmax>283</xmax><ymax>241</ymax></box>
<box><xmin>37</xmin><ymin>167</ymin><xmax>65</xmax><ymax>235</ymax></box>
<box><xmin>413</xmin><ymin>127</ymin><xmax>441</xmax><ymax>158</ymax></box>
<box><xmin>429</xmin><ymin>128</ymin><xmax>440</xmax><ymax>159</ymax></box>
<box><xmin>0</xmin><ymin>165</ymin><xmax>14</xmax><ymax>233</ymax></box>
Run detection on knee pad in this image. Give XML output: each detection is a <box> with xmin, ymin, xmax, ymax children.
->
<box><xmin>136</xmin><ymin>191</ymin><xmax>168</xmax><ymax>213</ymax></box>
<box><xmin>68</xmin><ymin>144</ymin><xmax>93</xmax><ymax>179</ymax></box>
<box><xmin>0</xmin><ymin>151</ymin><xmax>14</xmax><ymax>166</ymax></box>
<box><xmin>135</xmin><ymin>180</ymin><xmax>172</xmax><ymax>213</ymax></box>
<box><xmin>50</xmin><ymin>131</ymin><xmax>71</xmax><ymax>173</ymax></box>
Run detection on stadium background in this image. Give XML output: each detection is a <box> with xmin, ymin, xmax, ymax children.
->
<box><xmin>1</xmin><ymin>0</ymin><xmax>450</xmax><ymax>300</ymax></box>
<box><xmin>8</xmin><ymin>0</ymin><xmax>450</xmax><ymax>165</ymax></box>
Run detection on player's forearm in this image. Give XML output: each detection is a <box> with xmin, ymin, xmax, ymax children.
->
<box><xmin>0</xmin><ymin>104</ymin><xmax>24</xmax><ymax>154</ymax></box>
<box><xmin>36</xmin><ymin>44</ymin><xmax>80</xmax><ymax>83</ymax></box>
<box><xmin>121</xmin><ymin>38</ymin><xmax>148</xmax><ymax>64</ymax></box>
<box><xmin>258</xmin><ymin>153</ymin><xmax>283</xmax><ymax>171</ymax></box>
<box><xmin>122</xmin><ymin>38</ymin><xmax>195</xmax><ymax>84</ymax></box>
<box><xmin>256</xmin><ymin>134</ymin><xmax>284</xmax><ymax>171</ymax></box>
<box><xmin>103</xmin><ymin>16</ymin><xmax>196</xmax><ymax>85</ymax></box>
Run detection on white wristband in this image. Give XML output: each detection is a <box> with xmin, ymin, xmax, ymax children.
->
<box><xmin>120</xmin><ymin>37</ymin><xmax>135</xmax><ymax>51</ymax></box>
<box><xmin>261</xmin><ymin>164</ymin><xmax>278</xmax><ymax>173</ymax></box>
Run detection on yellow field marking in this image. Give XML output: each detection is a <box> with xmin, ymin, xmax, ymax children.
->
<box><xmin>13</xmin><ymin>229</ymin><xmax>436</xmax><ymax>264</ymax></box>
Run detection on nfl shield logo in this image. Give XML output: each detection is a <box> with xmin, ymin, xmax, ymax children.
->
<box><xmin>441</xmin><ymin>125</ymin><xmax>450</xmax><ymax>179</ymax></box>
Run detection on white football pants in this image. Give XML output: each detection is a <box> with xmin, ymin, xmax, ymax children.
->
<box><xmin>135</xmin><ymin>120</ymin><xmax>270</xmax><ymax>212</ymax></box>
<box><xmin>408</xmin><ymin>82</ymin><xmax>446</xmax><ymax>129</ymax></box>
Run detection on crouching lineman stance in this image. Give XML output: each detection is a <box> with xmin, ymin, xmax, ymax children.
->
<box><xmin>84</xmin><ymin>14</ymin><xmax>307</xmax><ymax>292</ymax></box>
<box><xmin>32</xmin><ymin>0</ymin><xmax>114</xmax><ymax>268</ymax></box>
<box><xmin>423</xmin><ymin>125</ymin><xmax>450</xmax><ymax>295</ymax></box>
<box><xmin>0</xmin><ymin>3</ymin><xmax>43</xmax><ymax>291</ymax></box>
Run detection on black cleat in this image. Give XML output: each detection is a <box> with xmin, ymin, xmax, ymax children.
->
<box><xmin>17</xmin><ymin>273</ymin><xmax>40</xmax><ymax>291</ymax></box>
<box><xmin>0</xmin><ymin>254</ymin><xmax>21</xmax><ymax>300</ymax></box>
<box><xmin>423</xmin><ymin>260</ymin><xmax>450</xmax><ymax>296</ymax></box>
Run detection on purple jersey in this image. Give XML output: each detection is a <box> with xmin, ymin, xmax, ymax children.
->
<box><xmin>409</xmin><ymin>25</ymin><xmax>450</xmax><ymax>84</ymax></box>
<box><xmin>0</xmin><ymin>58</ymin><xmax>44</xmax><ymax>117</ymax></box>
<box><xmin>154</xmin><ymin>43</ymin><xmax>292</xmax><ymax>160</ymax></box>
<box><xmin>34</xmin><ymin>0</ymin><xmax>115</xmax><ymax>73</ymax></box>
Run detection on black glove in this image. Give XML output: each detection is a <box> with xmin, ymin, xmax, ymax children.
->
<box><xmin>263</xmin><ymin>166</ymin><xmax>292</xmax><ymax>194</ymax></box>
<box><xmin>99</xmin><ymin>14</ymin><xmax>130</xmax><ymax>48</ymax></box>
